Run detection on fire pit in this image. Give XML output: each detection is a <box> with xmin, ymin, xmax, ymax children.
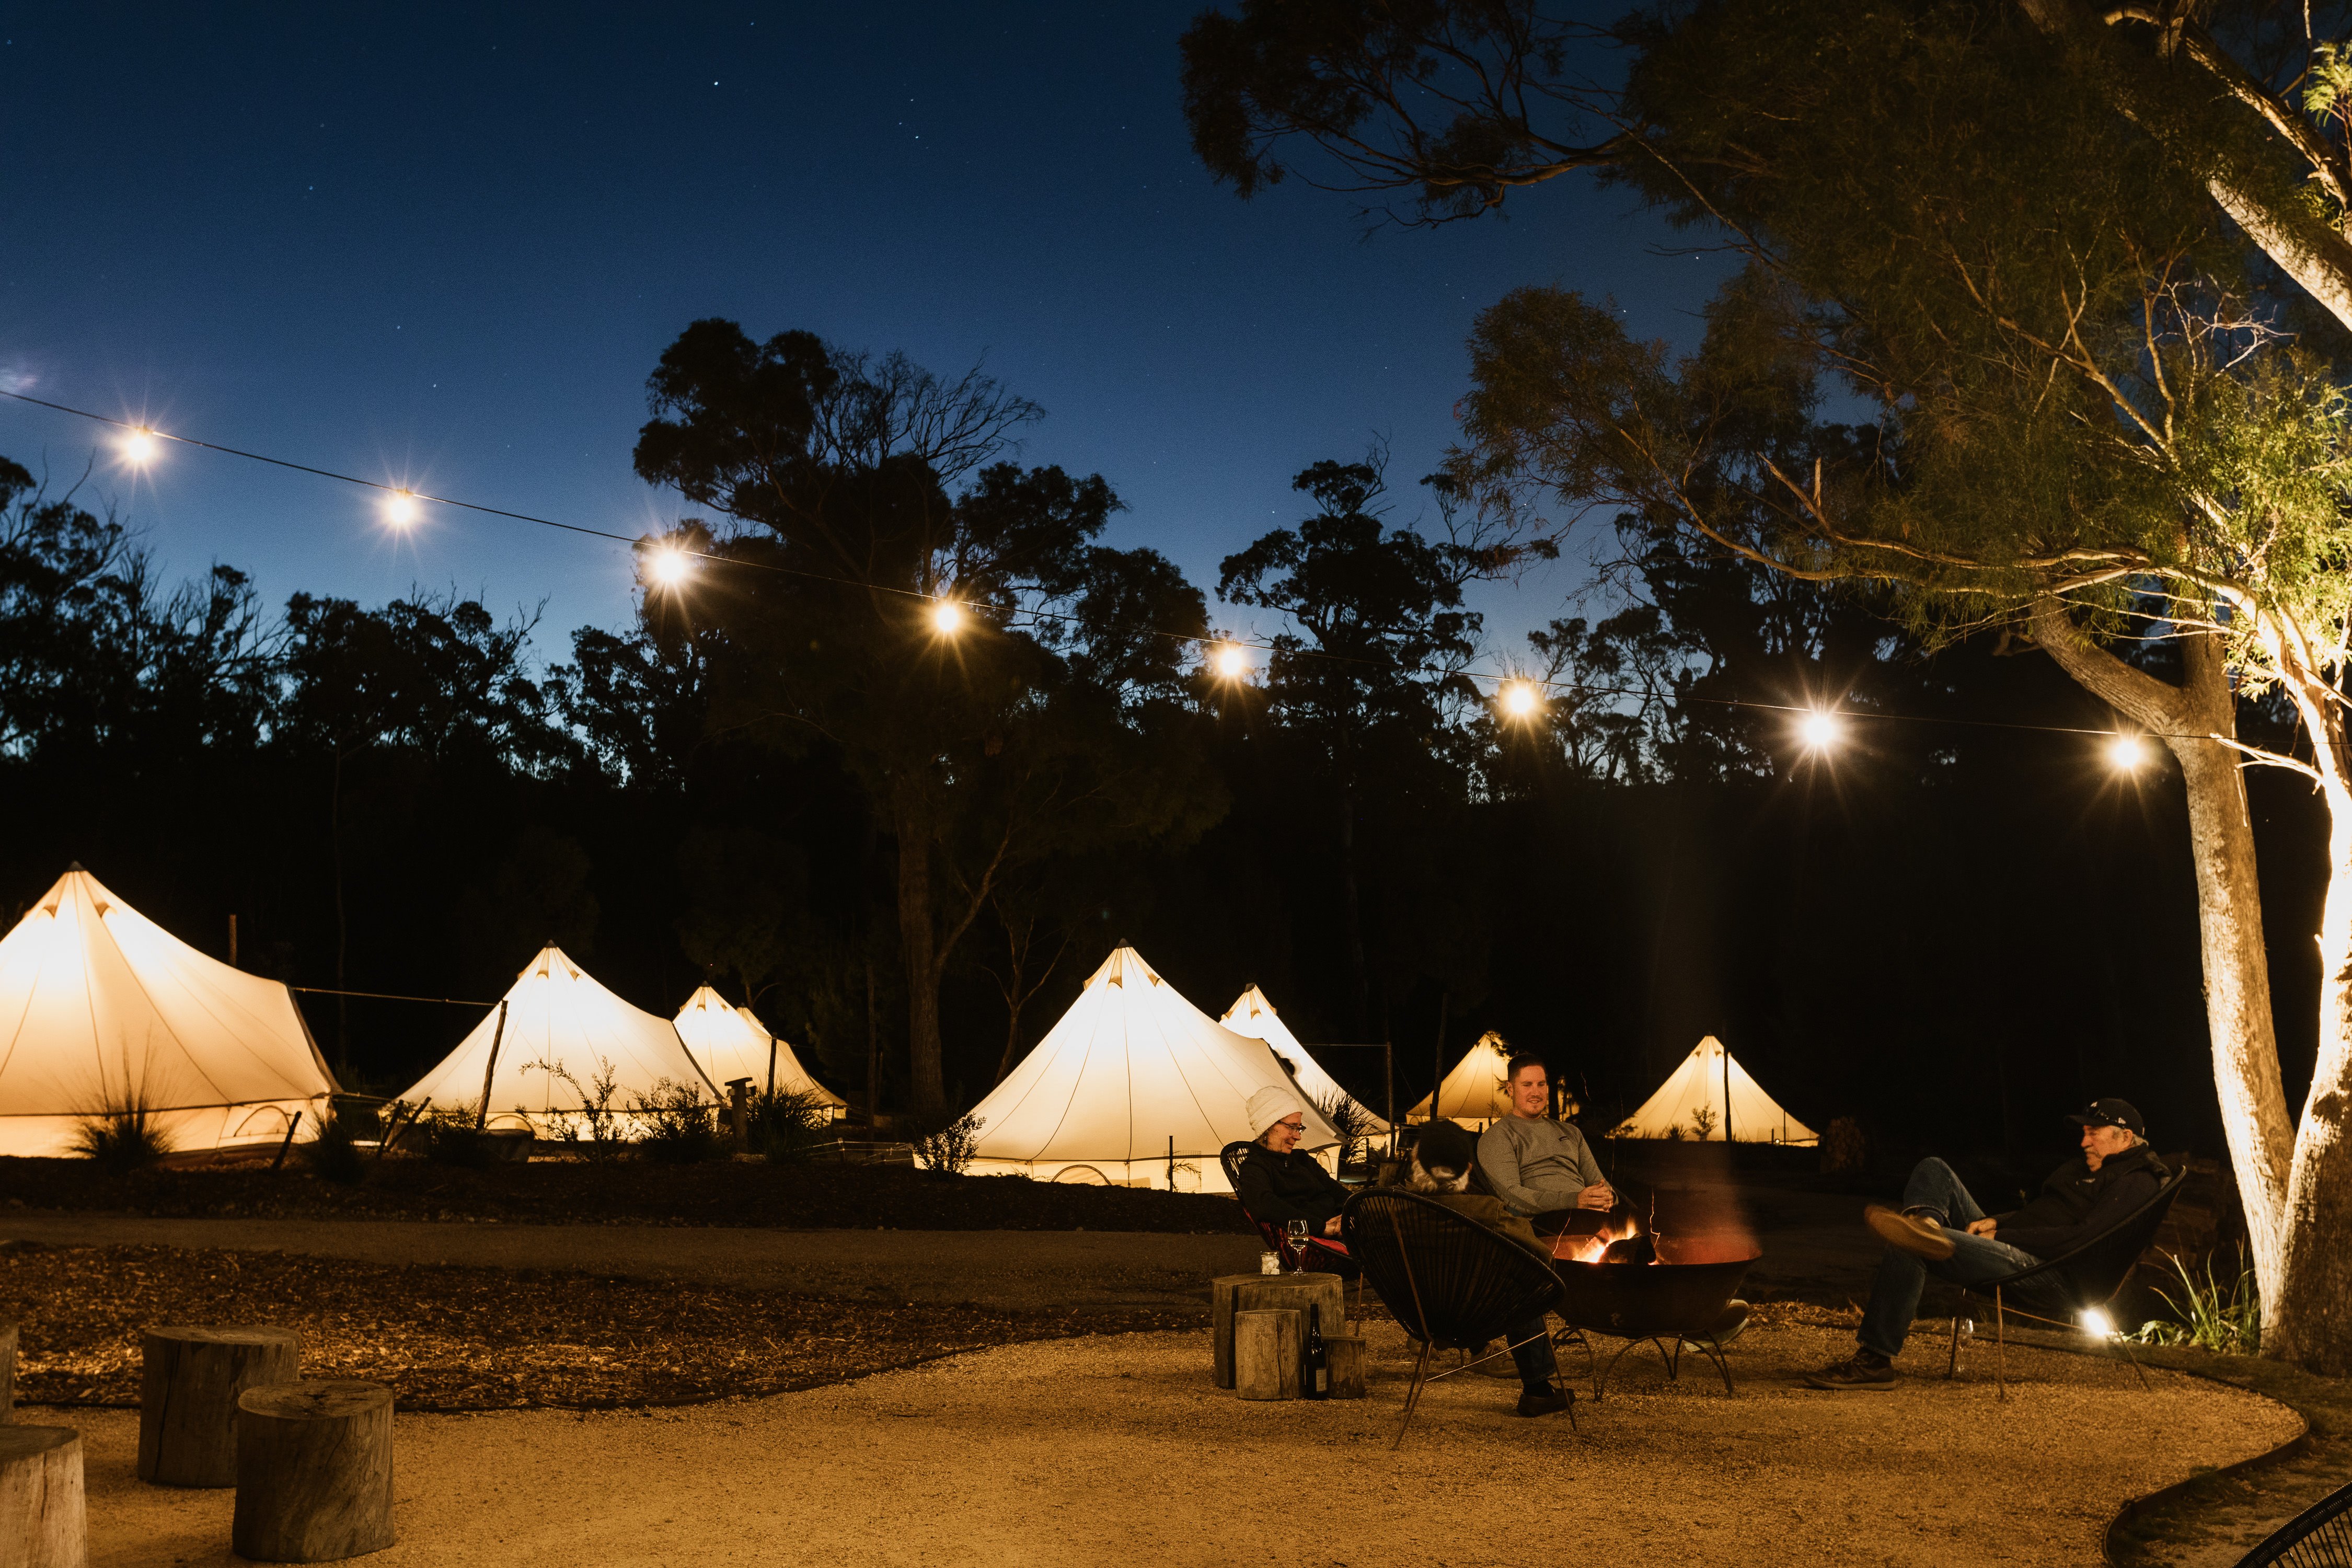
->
<box><xmin>1550</xmin><ymin>1216</ymin><xmax>1757</xmax><ymax>1398</ymax></box>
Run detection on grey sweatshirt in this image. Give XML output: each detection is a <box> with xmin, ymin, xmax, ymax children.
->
<box><xmin>1477</xmin><ymin>1116</ymin><xmax>1609</xmax><ymax>1216</ymax></box>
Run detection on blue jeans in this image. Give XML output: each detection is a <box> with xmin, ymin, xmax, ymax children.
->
<box><xmin>1505</xmin><ymin>1315</ymin><xmax>1557</xmax><ymax>1391</ymax></box>
<box><xmin>1858</xmin><ymin>1159</ymin><xmax>2076</xmax><ymax>1359</ymax></box>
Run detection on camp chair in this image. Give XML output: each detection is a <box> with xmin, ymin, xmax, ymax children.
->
<box><xmin>1219</xmin><ymin>1142</ymin><xmax>1357</xmax><ymax>1277</ymax></box>
<box><xmin>1341</xmin><ymin>1187</ymin><xmax>1568</xmax><ymax>1448</ymax></box>
<box><xmin>1944</xmin><ymin>1165</ymin><xmax>2191</xmax><ymax>1400</ymax></box>
<box><xmin>2232</xmin><ymin>1475</ymin><xmax>2352</xmax><ymax>1566</ymax></box>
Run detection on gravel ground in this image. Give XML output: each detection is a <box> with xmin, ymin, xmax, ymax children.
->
<box><xmin>55</xmin><ymin>1319</ymin><xmax>2301</xmax><ymax>1568</ymax></box>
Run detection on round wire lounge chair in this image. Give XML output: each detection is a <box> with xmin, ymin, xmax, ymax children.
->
<box><xmin>2233</xmin><ymin>1477</ymin><xmax>2352</xmax><ymax>1567</ymax></box>
<box><xmin>1220</xmin><ymin>1140</ymin><xmax>1358</xmax><ymax>1277</ymax></box>
<box><xmin>1340</xmin><ymin>1187</ymin><xmax>1567</xmax><ymax>1447</ymax></box>
<box><xmin>1942</xmin><ymin>1165</ymin><xmax>2192</xmax><ymax>1399</ymax></box>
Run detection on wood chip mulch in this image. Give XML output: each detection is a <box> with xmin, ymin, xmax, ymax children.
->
<box><xmin>0</xmin><ymin>1242</ymin><xmax>1194</xmax><ymax>1412</ymax></box>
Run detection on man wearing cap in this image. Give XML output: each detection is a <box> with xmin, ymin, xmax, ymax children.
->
<box><xmin>1807</xmin><ymin>1099</ymin><xmax>2169</xmax><ymax>1390</ymax></box>
<box><xmin>1235</xmin><ymin>1085</ymin><xmax>1349</xmax><ymax>1238</ymax></box>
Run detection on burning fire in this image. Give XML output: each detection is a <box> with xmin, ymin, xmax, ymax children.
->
<box><xmin>1555</xmin><ymin>1210</ymin><xmax>1661</xmax><ymax>1265</ymax></box>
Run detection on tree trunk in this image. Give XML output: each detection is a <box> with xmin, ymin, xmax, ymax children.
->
<box><xmin>329</xmin><ymin>749</ymin><xmax>349</xmax><ymax>1075</ymax></box>
<box><xmin>0</xmin><ymin>1426</ymin><xmax>83</xmax><ymax>1568</ymax></box>
<box><xmin>139</xmin><ymin>1325</ymin><xmax>302</xmax><ymax>1488</ymax></box>
<box><xmin>2029</xmin><ymin>606</ymin><xmax>2296</xmax><ymax>1304</ymax></box>
<box><xmin>890</xmin><ymin>775</ymin><xmax>948</xmax><ymax>1112</ymax></box>
<box><xmin>231</xmin><ymin>1380</ymin><xmax>395</xmax><ymax>1563</ymax></box>
<box><xmin>1337</xmin><ymin>783</ymin><xmax>1368</xmax><ymax>1037</ymax></box>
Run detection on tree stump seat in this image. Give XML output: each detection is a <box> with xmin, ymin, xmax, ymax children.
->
<box><xmin>139</xmin><ymin>1325</ymin><xmax>301</xmax><ymax>1488</ymax></box>
<box><xmin>0</xmin><ymin>1424</ymin><xmax>86</xmax><ymax>1567</ymax></box>
<box><xmin>233</xmin><ymin>1379</ymin><xmax>396</xmax><ymax>1563</ymax></box>
<box><xmin>1234</xmin><ymin>1309</ymin><xmax>1303</xmax><ymax>1400</ymax></box>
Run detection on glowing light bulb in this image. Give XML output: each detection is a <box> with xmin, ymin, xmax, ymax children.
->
<box><xmin>1797</xmin><ymin>710</ymin><xmax>1843</xmax><ymax>750</ymax></box>
<box><xmin>931</xmin><ymin>599</ymin><xmax>964</xmax><ymax>634</ymax></box>
<box><xmin>383</xmin><ymin>489</ymin><xmax>419</xmax><ymax>527</ymax></box>
<box><xmin>2079</xmin><ymin>1307</ymin><xmax>2116</xmax><ymax>1338</ymax></box>
<box><xmin>2108</xmin><ymin>734</ymin><xmax>2148</xmax><ymax>771</ymax></box>
<box><xmin>1501</xmin><ymin>681</ymin><xmax>1541</xmax><ymax>718</ymax></box>
<box><xmin>1210</xmin><ymin>642</ymin><xmax>1248</xmax><ymax>679</ymax></box>
<box><xmin>120</xmin><ymin>426</ymin><xmax>159</xmax><ymax>465</ymax></box>
<box><xmin>647</xmin><ymin>546</ymin><xmax>691</xmax><ymax>587</ymax></box>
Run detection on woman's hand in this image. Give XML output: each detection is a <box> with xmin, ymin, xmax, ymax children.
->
<box><xmin>1323</xmin><ymin>1216</ymin><xmax>1343</xmax><ymax>1238</ymax></box>
<box><xmin>1967</xmin><ymin>1217</ymin><xmax>1997</xmax><ymax>1238</ymax></box>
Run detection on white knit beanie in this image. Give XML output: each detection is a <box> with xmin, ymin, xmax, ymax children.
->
<box><xmin>1247</xmin><ymin>1085</ymin><xmax>1304</xmax><ymax>1138</ymax></box>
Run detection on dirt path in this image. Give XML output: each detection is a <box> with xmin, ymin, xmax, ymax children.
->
<box><xmin>54</xmin><ymin>1320</ymin><xmax>2299</xmax><ymax>1568</ymax></box>
<box><xmin>1</xmin><ymin>1216</ymin><xmax>1261</xmax><ymax>1311</ymax></box>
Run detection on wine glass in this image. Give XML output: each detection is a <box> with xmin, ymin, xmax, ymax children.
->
<box><xmin>1284</xmin><ymin>1218</ymin><xmax>1309</xmax><ymax>1266</ymax></box>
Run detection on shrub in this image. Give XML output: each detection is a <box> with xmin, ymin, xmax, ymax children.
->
<box><xmin>525</xmin><ymin>1057</ymin><xmax>624</xmax><ymax>1160</ymax></box>
<box><xmin>1312</xmin><ymin>1091</ymin><xmax>1376</xmax><ymax>1167</ymax></box>
<box><xmin>71</xmin><ymin>1093</ymin><xmax>175</xmax><ymax>1175</ymax></box>
<box><xmin>2130</xmin><ymin>1249</ymin><xmax>2261</xmax><ymax>1355</ymax></box>
<box><xmin>752</xmin><ymin>1088</ymin><xmax>832</xmax><ymax>1162</ymax></box>
<box><xmin>630</xmin><ymin>1079</ymin><xmax>720</xmax><ymax>1165</ymax></box>
<box><xmin>416</xmin><ymin>1105</ymin><xmax>492</xmax><ymax>1167</ymax></box>
<box><xmin>300</xmin><ymin>1110</ymin><xmax>368</xmax><ymax>1185</ymax></box>
<box><xmin>908</xmin><ymin>1111</ymin><xmax>985</xmax><ymax>1179</ymax></box>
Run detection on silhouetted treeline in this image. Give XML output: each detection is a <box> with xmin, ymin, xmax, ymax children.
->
<box><xmin>0</xmin><ymin>351</ymin><xmax>2316</xmax><ymax>1159</ymax></box>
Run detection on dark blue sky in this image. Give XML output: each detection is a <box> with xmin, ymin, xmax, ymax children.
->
<box><xmin>2</xmin><ymin>3</ymin><xmax>1717</xmax><ymax>667</ymax></box>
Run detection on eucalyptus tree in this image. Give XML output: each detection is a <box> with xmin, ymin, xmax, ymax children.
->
<box><xmin>1182</xmin><ymin>0</ymin><xmax>2352</xmax><ymax>1367</ymax></box>
<box><xmin>632</xmin><ymin>320</ymin><xmax>1220</xmax><ymax>1111</ymax></box>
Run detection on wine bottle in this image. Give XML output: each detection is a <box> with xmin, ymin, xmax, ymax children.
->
<box><xmin>1305</xmin><ymin>1302</ymin><xmax>1329</xmax><ymax>1400</ymax></box>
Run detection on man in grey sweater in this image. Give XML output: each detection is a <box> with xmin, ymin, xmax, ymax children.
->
<box><xmin>1477</xmin><ymin>1055</ymin><xmax>1613</xmax><ymax>1220</ymax></box>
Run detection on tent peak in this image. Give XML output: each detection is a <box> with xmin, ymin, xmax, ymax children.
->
<box><xmin>65</xmin><ymin>861</ymin><xmax>83</xmax><ymax>872</ymax></box>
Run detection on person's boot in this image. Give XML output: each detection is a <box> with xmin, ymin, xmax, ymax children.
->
<box><xmin>1515</xmin><ymin>1380</ymin><xmax>1573</xmax><ymax>1418</ymax></box>
<box><xmin>1804</xmin><ymin>1347</ymin><xmax>1897</xmax><ymax>1391</ymax></box>
<box><xmin>1865</xmin><ymin>1203</ymin><xmax>1955</xmax><ymax>1261</ymax></box>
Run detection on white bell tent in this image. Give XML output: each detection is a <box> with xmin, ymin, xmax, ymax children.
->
<box><xmin>0</xmin><ymin>866</ymin><xmax>338</xmax><ymax>1156</ymax></box>
<box><xmin>672</xmin><ymin>986</ymin><xmax>846</xmax><ymax>1120</ymax></box>
<box><xmin>1406</xmin><ymin>1031</ymin><xmax>1517</xmax><ymax>1129</ymax></box>
<box><xmin>957</xmin><ymin>946</ymin><xmax>1341</xmax><ymax>1191</ymax></box>
<box><xmin>1219</xmin><ymin>984</ymin><xmax>1388</xmax><ymax>1132</ymax></box>
<box><xmin>396</xmin><ymin>946</ymin><xmax>714</xmax><ymax>1133</ymax></box>
<box><xmin>1612</xmin><ymin>1035</ymin><xmax>1819</xmax><ymax>1146</ymax></box>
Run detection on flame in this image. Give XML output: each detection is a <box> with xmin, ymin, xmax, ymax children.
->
<box><xmin>1555</xmin><ymin>1209</ymin><xmax>1650</xmax><ymax>1265</ymax></box>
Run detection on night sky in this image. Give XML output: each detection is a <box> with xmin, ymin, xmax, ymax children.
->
<box><xmin>1</xmin><ymin>4</ymin><xmax>1717</xmax><ymax>660</ymax></box>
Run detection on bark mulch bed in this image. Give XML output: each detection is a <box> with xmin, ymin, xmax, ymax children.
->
<box><xmin>0</xmin><ymin>1241</ymin><xmax>1195</xmax><ymax>1413</ymax></box>
<box><xmin>0</xmin><ymin>1156</ymin><xmax>1254</xmax><ymax>1233</ymax></box>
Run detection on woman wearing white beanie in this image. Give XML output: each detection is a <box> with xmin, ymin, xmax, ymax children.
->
<box><xmin>1235</xmin><ymin>1083</ymin><xmax>1348</xmax><ymax>1241</ymax></box>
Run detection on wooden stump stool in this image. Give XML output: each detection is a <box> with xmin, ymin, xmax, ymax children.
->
<box><xmin>1210</xmin><ymin>1273</ymin><xmax>1345</xmax><ymax>1389</ymax></box>
<box><xmin>0</xmin><ymin>1425</ymin><xmax>86</xmax><ymax>1567</ymax></box>
<box><xmin>0</xmin><ymin>1320</ymin><xmax>18</xmax><ymax>1418</ymax></box>
<box><xmin>1234</xmin><ymin>1309</ymin><xmax>1302</xmax><ymax>1400</ymax></box>
<box><xmin>1326</xmin><ymin>1334</ymin><xmax>1368</xmax><ymax>1399</ymax></box>
<box><xmin>233</xmin><ymin>1380</ymin><xmax>395</xmax><ymax>1563</ymax></box>
<box><xmin>139</xmin><ymin>1325</ymin><xmax>300</xmax><ymax>1487</ymax></box>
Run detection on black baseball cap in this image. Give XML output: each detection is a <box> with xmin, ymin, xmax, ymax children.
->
<box><xmin>2067</xmin><ymin>1098</ymin><xmax>2146</xmax><ymax>1137</ymax></box>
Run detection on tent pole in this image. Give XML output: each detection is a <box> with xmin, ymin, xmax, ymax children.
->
<box><xmin>1384</xmin><ymin>1040</ymin><xmax>1394</xmax><ymax>1158</ymax></box>
<box><xmin>766</xmin><ymin>1034</ymin><xmax>778</xmax><ymax>1100</ymax></box>
<box><xmin>474</xmin><ymin>999</ymin><xmax>509</xmax><ymax>1133</ymax></box>
<box><xmin>1722</xmin><ymin>1039</ymin><xmax>1732</xmax><ymax>1145</ymax></box>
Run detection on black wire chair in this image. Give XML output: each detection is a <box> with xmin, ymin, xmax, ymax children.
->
<box><xmin>1944</xmin><ymin>1165</ymin><xmax>2191</xmax><ymax>1400</ymax></box>
<box><xmin>2235</xmin><ymin>1478</ymin><xmax>2352</xmax><ymax>1567</ymax></box>
<box><xmin>1340</xmin><ymin>1187</ymin><xmax>1567</xmax><ymax>1447</ymax></box>
<box><xmin>1220</xmin><ymin>1141</ymin><xmax>1358</xmax><ymax>1278</ymax></box>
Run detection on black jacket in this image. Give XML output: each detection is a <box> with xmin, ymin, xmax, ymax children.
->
<box><xmin>1996</xmin><ymin>1144</ymin><xmax>2170</xmax><ymax>1261</ymax></box>
<box><xmin>1236</xmin><ymin>1144</ymin><xmax>1348</xmax><ymax>1228</ymax></box>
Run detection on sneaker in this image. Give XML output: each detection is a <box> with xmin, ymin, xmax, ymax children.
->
<box><xmin>1515</xmin><ymin>1383</ymin><xmax>1573</xmax><ymax>1418</ymax></box>
<box><xmin>1685</xmin><ymin>1299</ymin><xmax>1750</xmax><ymax>1350</ymax></box>
<box><xmin>1865</xmin><ymin>1203</ymin><xmax>1954</xmax><ymax>1261</ymax></box>
<box><xmin>1804</xmin><ymin>1351</ymin><xmax>1896</xmax><ymax>1391</ymax></box>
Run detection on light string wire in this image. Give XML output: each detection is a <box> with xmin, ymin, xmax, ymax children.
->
<box><xmin>0</xmin><ymin>387</ymin><xmax>2218</xmax><ymax>750</ymax></box>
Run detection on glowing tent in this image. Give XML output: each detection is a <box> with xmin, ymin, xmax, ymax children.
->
<box><xmin>956</xmin><ymin>946</ymin><xmax>1342</xmax><ymax>1191</ymax></box>
<box><xmin>1612</xmin><ymin>1035</ymin><xmax>1818</xmax><ymax>1146</ymax></box>
<box><xmin>1220</xmin><ymin>984</ymin><xmax>1388</xmax><ymax>1131</ymax></box>
<box><xmin>0</xmin><ymin>866</ymin><xmax>338</xmax><ymax>1156</ymax></box>
<box><xmin>672</xmin><ymin>986</ymin><xmax>846</xmax><ymax>1120</ymax></box>
<box><xmin>1405</xmin><ymin>1031</ymin><xmax>1517</xmax><ymax>1129</ymax></box>
<box><xmin>396</xmin><ymin>946</ymin><xmax>714</xmax><ymax>1133</ymax></box>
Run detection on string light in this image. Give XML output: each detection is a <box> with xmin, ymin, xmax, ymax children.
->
<box><xmin>382</xmin><ymin>489</ymin><xmax>419</xmax><ymax>527</ymax></box>
<box><xmin>1209</xmin><ymin>641</ymin><xmax>1249</xmax><ymax>679</ymax></box>
<box><xmin>1500</xmin><ymin>680</ymin><xmax>1541</xmax><ymax>719</ymax></box>
<box><xmin>0</xmin><ymin>386</ymin><xmax>2292</xmax><ymax>763</ymax></box>
<box><xmin>2108</xmin><ymin>734</ymin><xmax>2148</xmax><ymax>771</ymax></box>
